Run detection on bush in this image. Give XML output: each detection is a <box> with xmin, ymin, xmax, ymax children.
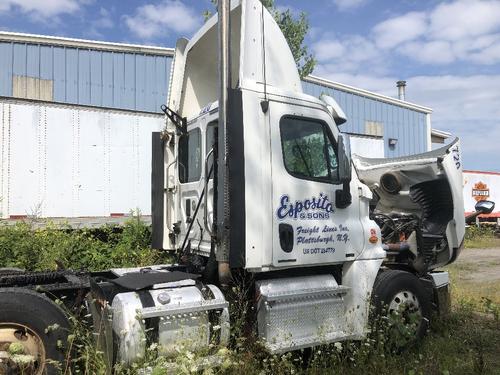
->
<box><xmin>464</xmin><ymin>225</ymin><xmax>495</xmax><ymax>241</ymax></box>
<box><xmin>0</xmin><ymin>217</ymin><xmax>172</xmax><ymax>271</ymax></box>
<box><xmin>464</xmin><ymin>225</ymin><xmax>500</xmax><ymax>249</ymax></box>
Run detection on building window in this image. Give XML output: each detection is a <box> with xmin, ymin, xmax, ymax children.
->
<box><xmin>280</xmin><ymin>116</ymin><xmax>338</xmax><ymax>183</ymax></box>
<box><xmin>179</xmin><ymin>128</ymin><xmax>201</xmax><ymax>183</ymax></box>
<box><xmin>365</xmin><ymin>121</ymin><xmax>384</xmax><ymax>137</ymax></box>
<box><xmin>12</xmin><ymin>75</ymin><xmax>54</xmax><ymax>101</ymax></box>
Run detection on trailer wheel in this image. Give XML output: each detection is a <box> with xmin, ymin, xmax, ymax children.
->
<box><xmin>371</xmin><ymin>270</ymin><xmax>431</xmax><ymax>350</ymax></box>
<box><xmin>0</xmin><ymin>288</ymin><xmax>70</xmax><ymax>375</ymax></box>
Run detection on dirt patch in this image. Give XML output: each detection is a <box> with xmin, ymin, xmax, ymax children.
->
<box><xmin>454</xmin><ymin>247</ymin><xmax>500</xmax><ymax>283</ymax></box>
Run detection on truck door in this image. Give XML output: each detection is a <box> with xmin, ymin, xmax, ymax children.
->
<box><xmin>270</xmin><ymin>101</ymin><xmax>365</xmax><ymax>267</ymax></box>
<box><xmin>177</xmin><ymin>117</ymin><xmax>217</xmax><ymax>256</ymax></box>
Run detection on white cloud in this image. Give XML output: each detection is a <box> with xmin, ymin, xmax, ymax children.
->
<box><xmin>400</xmin><ymin>40</ymin><xmax>455</xmax><ymax>65</ymax></box>
<box><xmin>124</xmin><ymin>0</ymin><xmax>201</xmax><ymax>40</ymax></box>
<box><xmin>93</xmin><ymin>7</ymin><xmax>113</xmax><ymax>29</ymax></box>
<box><xmin>313</xmin><ymin>39</ymin><xmax>346</xmax><ymax>61</ymax></box>
<box><xmin>312</xmin><ymin>34</ymin><xmax>384</xmax><ymax>75</ymax></box>
<box><xmin>86</xmin><ymin>7</ymin><xmax>114</xmax><ymax>38</ymax></box>
<box><xmin>412</xmin><ymin>74</ymin><xmax>500</xmax><ymax>169</ymax></box>
<box><xmin>0</xmin><ymin>0</ymin><xmax>81</xmax><ymax>18</ymax></box>
<box><xmin>429</xmin><ymin>0</ymin><xmax>500</xmax><ymax>41</ymax></box>
<box><xmin>407</xmin><ymin>74</ymin><xmax>500</xmax><ymax>122</ymax></box>
<box><xmin>313</xmin><ymin>70</ymin><xmax>396</xmax><ymax>95</ymax></box>
<box><xmin>319</xmin><ymin>0</ymin><xmax>500</xmax><ymax>66</ymax></box>
<box><xmin>332</xmin><ymin>0</ymin><xmax>369</xmax><ymax>12</ymax></box>
<box><xmin>469</xmin><ymin>42</ymin><xmax>500</xmax><ymax>64</ymax></box>
<box><xmin>373</xmin><ymin>11</ymin><xmax>427</xmax><ymax>49</ymax></box>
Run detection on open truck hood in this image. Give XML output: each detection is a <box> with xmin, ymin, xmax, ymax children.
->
<box><xmin>353</xmin><ymin>138</ymin><xmax>465</xmax><ymax>269</ymax></box>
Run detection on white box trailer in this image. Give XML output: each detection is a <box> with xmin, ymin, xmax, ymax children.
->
<box><xmin>0</xmin><ymin>97</ymin><xmax>164</xmax><ymax>224</ymax></box>
<box><xmin>463</xmin><ymin>170</ymin><xmax>500</xmax><ymax>219</ymax></box>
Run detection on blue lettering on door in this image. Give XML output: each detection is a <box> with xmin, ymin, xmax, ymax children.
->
<box><xmin>276</xmin><ymin>193</ymin><xmax>334</xmax><ymax>220</ymax></box>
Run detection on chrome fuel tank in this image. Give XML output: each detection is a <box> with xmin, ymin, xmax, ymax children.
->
<box><xmin>111</xmin><ymin>284</ymin><xmax>229</xmax><ymax>365</ymax></box>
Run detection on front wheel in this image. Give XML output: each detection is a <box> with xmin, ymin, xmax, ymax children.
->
<box><xmin>371</xmin><ymin>269</ymin><xmax>431</xmax><ymax>350</ymax></box>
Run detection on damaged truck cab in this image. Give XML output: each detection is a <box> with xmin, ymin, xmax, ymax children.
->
<box><xmin>150</xmin><ymin>0</ymin><xmax>465</xmax><ymax>355</ymax></box>
<box><xmin>0</xmin><ymin>0</ymin><xmax>466</xmax><ymax>372</ymax></box>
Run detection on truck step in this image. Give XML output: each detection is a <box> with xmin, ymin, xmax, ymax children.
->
<box><xmin>256</xmin><ymin>275</ymin><xmax>350</xmax><ymax>353</ymax></box>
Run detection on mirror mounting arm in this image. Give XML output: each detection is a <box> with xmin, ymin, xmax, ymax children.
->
<box><xmin>161</xmin><ymin>104</ymin><xmax>187</xmax><ymax>136</ymax></box>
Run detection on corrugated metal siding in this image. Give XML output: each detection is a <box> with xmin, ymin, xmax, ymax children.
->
<box><xmin>302</xmin><ymin>80</ymin><xmax>428</xmax><ymax>157</ymax></box>
<box><xmin>0</xmin><ymin>42</ymin><xmax>172</xmax><ymax>113</ymax></box>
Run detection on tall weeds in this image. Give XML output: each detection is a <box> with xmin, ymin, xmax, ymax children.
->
<box><xmin>0</xmin><ymin>216</ymin><xmax>172</xmax><ymax>271</ymax></box>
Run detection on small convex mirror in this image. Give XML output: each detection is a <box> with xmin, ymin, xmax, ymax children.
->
<box><xmin>475</xmin><ymin>200</ymin><xmax>495</xmax><ymax>214</ymax></box>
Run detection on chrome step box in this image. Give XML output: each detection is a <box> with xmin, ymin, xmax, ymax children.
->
<box><xmin>256</xmin><ymin>274</ymin><xmax>350</xmax><ymax>353</ymax></box>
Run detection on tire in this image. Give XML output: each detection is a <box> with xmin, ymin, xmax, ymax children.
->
<box><xmin>0</xmin><ymin>288</ymin><xmax>70</xmax><ymax>374</ymax></box>
<box><xmin>371</xmin><ymin>269</ymin><xmax>431</xmax><ymax>350</ymax></box>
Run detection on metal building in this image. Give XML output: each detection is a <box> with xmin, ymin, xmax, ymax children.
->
<box><xmin>0</xmin><ymin>32</ymin><xmax>448</xmax><ymax>222</ymax></box>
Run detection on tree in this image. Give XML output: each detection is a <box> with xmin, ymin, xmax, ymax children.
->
<box><xmin>205</xmin><ymin>0</ymin><xmax>316</xmax><ymax>78</ymax></box>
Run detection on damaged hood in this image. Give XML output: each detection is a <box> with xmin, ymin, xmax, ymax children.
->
<box><xmin>353</xmin><ymin>138</ymin><xmax>465</xmax><ymax>268</ymax></box>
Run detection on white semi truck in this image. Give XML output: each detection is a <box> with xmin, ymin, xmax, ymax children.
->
<box><xmin>0</xmin><ymin>1</ymin><xmax>486</xmax><ymax>373</ymax></box>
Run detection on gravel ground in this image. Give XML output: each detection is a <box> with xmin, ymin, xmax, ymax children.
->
<box><xmin>454</xmin><ymin>247</ymin><xmax>500</xmax><ymax>283</ymax></box>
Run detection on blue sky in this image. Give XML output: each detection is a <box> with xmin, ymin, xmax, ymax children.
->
<box><xmin>1</xmin><ymin>0</ymin><xmax>500</xmax><ymax>171</ymax></box>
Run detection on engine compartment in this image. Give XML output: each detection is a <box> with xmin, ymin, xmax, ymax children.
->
<box><xmin>353</xmin><ymin>139</ymin><xmax>465</xmax><ymax>273</ymax></box>
<box><xmin>370</xmin><ymin>177</ymin><xmax>454</xmax><ymax>273</ymax></box>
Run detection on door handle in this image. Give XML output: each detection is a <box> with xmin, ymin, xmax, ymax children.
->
<box><xmin>279</xmin><ymin>223</ymin><xmax>294</xmax><ymax>253</ymax></box>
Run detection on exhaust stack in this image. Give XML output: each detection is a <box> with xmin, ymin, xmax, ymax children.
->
<box><xmin>216</xmin><ymin>0</ymin><xmax>232</xmax><ymax>285</ymax></box>
<box><xmin>396</xmin><ymin>80</ymin><xmax>406</xmax><ymax>101</ymax></box>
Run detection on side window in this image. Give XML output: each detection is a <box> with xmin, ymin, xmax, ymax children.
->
<box><xmin>179</xmin><ymin>128</ymin><xmax>201</xmax><ymax>183</ymax></box>
<box><xmin>280</xmin><ymin>116</ymin><xmax>338</xmax><ymax>182</ymax></box>
<box><xmin>206</xmin><ymin>122</ymin><xmax>217</xmax><ymax>179</ymax></box>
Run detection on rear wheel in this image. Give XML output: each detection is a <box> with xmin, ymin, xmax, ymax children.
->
<box><xmin>371</xmin><ymin>270</ymin><xmax>431</xmax><ymax>350</ymax></box>
<box><xmin>0</xmin><ymin>288</ymin><xmax>70</xmax><ymax>374</ymax></box>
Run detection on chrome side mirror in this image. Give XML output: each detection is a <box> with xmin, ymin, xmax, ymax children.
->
<box><xmin>475</xmin><ymin>200</ymin><xmax>495</xmax><ymax>214</ymax></box>
<box><xmin>465</xmin><ymin>200</ymin><xmax>495</xmax><ymax>224</ymax></box>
